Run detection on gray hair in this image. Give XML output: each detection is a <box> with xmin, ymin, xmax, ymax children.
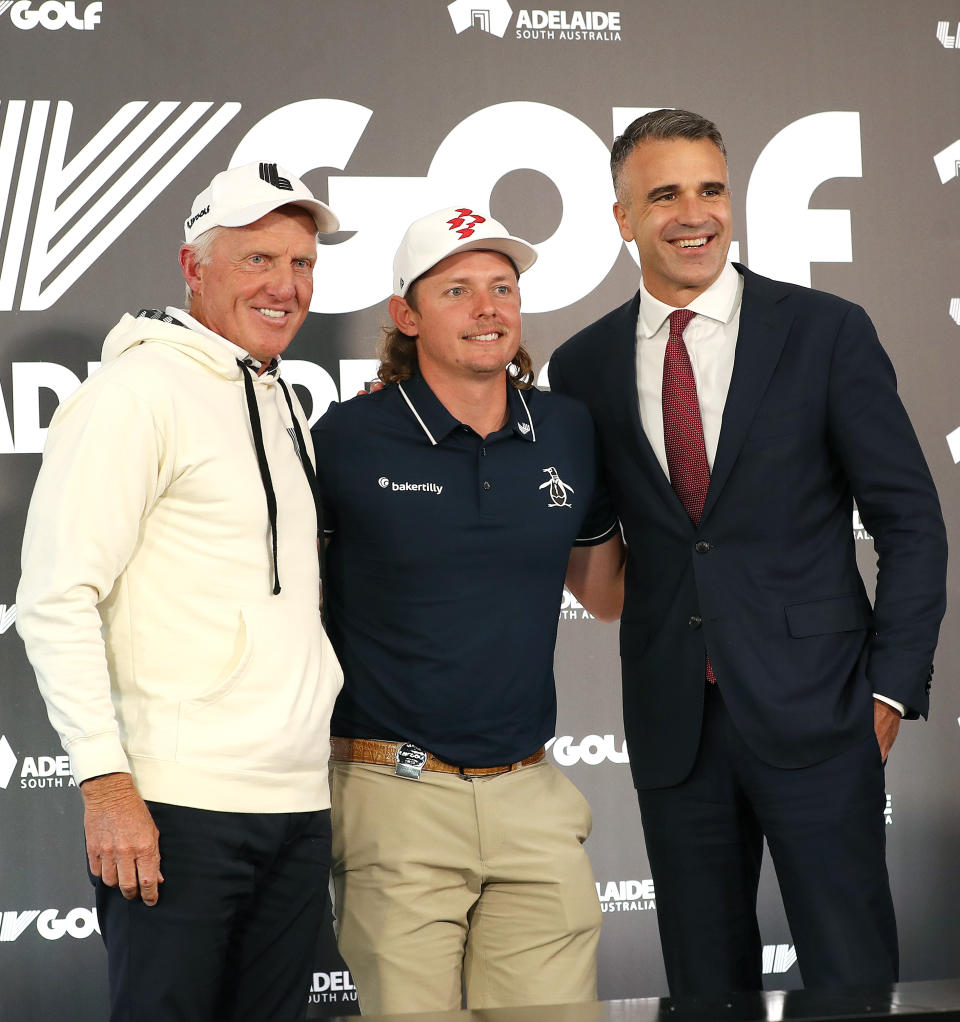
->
<box><xmin>182</xmin><ymin>225</ymin><xmax>228</xmax><ymax>308</ymax></box>
<box><xmin>611</xmin><ymin>109</ymin><xmax>727</xmax><ymax>205</ymax></box>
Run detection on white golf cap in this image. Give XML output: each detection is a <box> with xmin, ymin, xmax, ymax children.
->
<box><xmin>183</xmin><ymin>161</ymin><xmax>339</xmax><ymax>243</ymax></box>
<box><xmin>393</xmin><ymin>207</ymin><xmax>537</xmax><ymax>297</ymax></box>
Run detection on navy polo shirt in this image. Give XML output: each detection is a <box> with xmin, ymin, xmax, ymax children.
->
<box><xmin>311</xmin><ymin>372</ymin><xmax>617</xmax><ymax>767</ymax></box>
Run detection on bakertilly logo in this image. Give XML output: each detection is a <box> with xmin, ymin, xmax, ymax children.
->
<box><xmin>378</xmin><ymin>476</ymin><xmax>443</xmax><ymax>495</ymax></box>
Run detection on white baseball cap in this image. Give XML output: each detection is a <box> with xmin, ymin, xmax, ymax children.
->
<box><xmin>393</xmin><ymin>207</ymin><xmax>537</xmax><ymax>297</ymax></box>
<box><xmin>183</xmin><ymin>161</ymin><xmax>340</xmax><ymax>243</ymax></box>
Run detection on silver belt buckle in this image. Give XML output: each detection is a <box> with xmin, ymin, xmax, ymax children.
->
<box><xmin>395</xmin><ymin>742</ymin><xmax>428</xmax><ymax>780</ymax></box>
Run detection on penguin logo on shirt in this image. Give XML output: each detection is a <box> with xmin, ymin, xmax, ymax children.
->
<box><xmin>540</xmin><ymin>467</ymin><xmax>574</xmax><ymax>509</ymax></box>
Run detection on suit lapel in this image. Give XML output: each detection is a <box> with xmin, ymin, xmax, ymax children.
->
<box><xmin>701</xmin><ymin>266</ymin><xmax>792</xmax><ymax>523</ymax></box>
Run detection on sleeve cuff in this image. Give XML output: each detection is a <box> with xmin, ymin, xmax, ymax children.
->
<box><xmin>872</xmin><ymin>693</ymin><xmax>905</xmax><ymax>718</ymax></box>
<box><xmin>67</xmin><ymin>732</ymin><xmax>131</xmax><ymax>786</ymax></box>
<box><xmin>573</xmin><ymin>519</ymin><xmax>619</xmax><ymax>547</ymax></box>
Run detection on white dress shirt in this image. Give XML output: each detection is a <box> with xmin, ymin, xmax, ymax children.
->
<box><xmin>633</xmin><ymin>263</ymin><xmax>902</xmax><ymax>716</ymax></box>
<box><xmin>635</xmin><ymin>261</ymin><xmax>741</xmax><ymax>477</ymax></box>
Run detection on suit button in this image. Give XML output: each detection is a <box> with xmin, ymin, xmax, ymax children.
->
<box><xmin>688</xmin><ymin>615</ymin><xmax>702</xmax><ymax>629</ymax></box>
<box><xmin>695</xmin><ymin>541</ymin><xmax>711</xmax><ymax>554</ymax></box>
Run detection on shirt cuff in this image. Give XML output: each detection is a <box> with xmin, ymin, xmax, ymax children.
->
<box><xmin>873</xmin><ymin>693</ymin><xmax>905</xmax><ymax>717</ymax></box>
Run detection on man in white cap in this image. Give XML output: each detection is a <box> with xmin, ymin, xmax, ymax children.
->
<box><xmin>311</xmin><ymin>207</ymin><xmax>625</xmax><ymax>1014</ymax></box>
<box><xmin>17</xmin><ymin>162</ymin><xmax>344</xmax><ymax>1022</ymax></box>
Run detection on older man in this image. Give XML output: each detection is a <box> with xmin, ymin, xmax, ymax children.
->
<box><xmin>311</xmin><ymin>207</ymin><xmax>623</xmax><ymax>1014</ymax></box>
<box><xmin>17</xmin><ymin>162</ymin><xmax>344</xmax><ymax>1022</ymax></box>
<box><xmin>550</xmin><ymin>109</ymin><xmax>948</xmax><ymax>995</ymax></box>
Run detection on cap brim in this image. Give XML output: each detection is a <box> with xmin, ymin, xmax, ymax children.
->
<box><xmin>397</xmin><ymin>234</ymin><xmax>538</xmax><ymax>296</ymax></box>
<box><xmin>450</xmin><ymin>236</ymin><xmax>537</xmax><ymax>274</ymax></box>
<box><xmin>216</xmin><ymin>197</ymin><xmax>340</xmax><ymax>235</ymax></box>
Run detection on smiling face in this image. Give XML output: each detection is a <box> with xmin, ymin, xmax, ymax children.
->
<box><xmin>613</xmin><ymin>137</ymin><xmax>732</xmax><ymax>307</ymax></box>
<box><xmin>180</xmin><ymin>206</ymin><xmax>317</xmax><ymax>363</ymax></box>
<box><xmin>388</xmin><ymin>249</ymin><xmax>522</xmax><ymax>388</ymax></box>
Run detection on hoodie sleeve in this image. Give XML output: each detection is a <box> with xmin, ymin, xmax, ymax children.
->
<box><xmin>17</xmin><ymin>372</ymin><xmax>168</xmax><ymax>784</ymax></box>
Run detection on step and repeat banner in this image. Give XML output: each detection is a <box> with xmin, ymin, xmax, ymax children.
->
<box><xmin>1</xmin><ymin>1</ymin><xmax>959</xmax><ymax>1018</ymax></box>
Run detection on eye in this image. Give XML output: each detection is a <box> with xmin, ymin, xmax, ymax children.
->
<box><xmin>447</xmin><ymin>286</ymin><xmax>465</xmax><ymax>297</ymax></box>
<box><xmin>494</xmin><ymin>285</ymin><xmax>513</xmax><ymax>296</ymax></box>
<box><xmin>294</xmin><ymin>258</ymin><xmax>312</xmax><ymax>269</ymax></box>
<box><xmin>249</xmin><ymin>254</ymin><xmax>264</xmax><ymax>264</ymax></box>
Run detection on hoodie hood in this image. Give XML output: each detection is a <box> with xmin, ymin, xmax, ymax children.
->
<box><xmin>101</xmin><ymin>310</ymin><xmax>265</xmax><ymax>383</ymax></box>
<box><xmin>100</xmin><ymin>308</ymin><xmax>315</xmax><ymax>599</ymax></box>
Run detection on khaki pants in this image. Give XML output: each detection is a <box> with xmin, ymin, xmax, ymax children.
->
<box><xmin>330</xmin><ymin>758</ymin><xmax>601</xmax><ymax>1015</ymax></box>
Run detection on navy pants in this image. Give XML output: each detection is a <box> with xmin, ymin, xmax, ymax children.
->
<box><xmin>90</xmin><ymin>802</ymin><xmax>332</xmax><ymax>1022</ymax></box>
<box><xmin>638</xmin><ymin>684</ymin><xmax>897</xmax><ymax>996</ymax></box>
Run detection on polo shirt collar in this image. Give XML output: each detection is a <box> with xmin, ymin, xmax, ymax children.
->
<box><xmin>506</xmin><ymin>381</ymin><xmax>537</xmax><ymax>442</ymax></box>
<box><xmin>397</xmin><ymin>372</ymin><xmax>462</xmax><ymax>445</ymax></box>
<box><xmin>397</xmin><ymin>371</ymin><xmax>537</xmax><ymax>446</ymax></box>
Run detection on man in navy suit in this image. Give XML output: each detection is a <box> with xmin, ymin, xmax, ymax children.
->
<box><xmin>549</xmin><ymin>109</ymin><xmax>947</xmax><ymax>996</ymax></box>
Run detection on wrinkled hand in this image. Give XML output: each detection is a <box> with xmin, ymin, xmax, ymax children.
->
<box><xmin>81</xmin><ymin>773</ymin><xmax>163</xmax><ymax>905</ymax></box>
<box><xmin>874</xmin><ymin>699</ymin><xmax>901</xmax><ymax>764</ymax></box>
<box><xmin>356</xmin><ymin>380</ymin><xmax>384</xmax><ymax>396</ymax></box>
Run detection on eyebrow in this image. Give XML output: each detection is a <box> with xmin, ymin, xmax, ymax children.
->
<box><xmin>442</xmin><ymin>273</ymin><xmax>516</xmax><ymax>285</ymax></box>
<box><xmin>646</xmin><ymin>180</ymin><xmax>727</xmax><ymax>201</ymax></box>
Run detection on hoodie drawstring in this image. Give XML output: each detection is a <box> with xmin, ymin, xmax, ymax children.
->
<box><xmin>238</xmin><ymin>359</ymin><xmax>282</xmax><ymax>595</ymax></box>
<box><xmin>278</xmin><ymin>379</ymin><xmax>327</xmax><ymax>628</ymax></box>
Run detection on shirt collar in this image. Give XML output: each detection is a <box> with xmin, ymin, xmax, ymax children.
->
<box><xmin>506</xmin><ymin>381</ymin><xmax>537</xmax><ymax>442</ymax></box>
<box><xmin>167</xmin><ymin>306</ymin><xmax>279</xmax><ymax>375</ymax></box>
<box><xmin>637</xmin><ymin>261</ymin><xmax>742</xmax><ymax>338</ymax></box>
<box><xmin>397</xmin><ymin>371</ymin><xmax>537</xmax><ymax>446</ymax></box>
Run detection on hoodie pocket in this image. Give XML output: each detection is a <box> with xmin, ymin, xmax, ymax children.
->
<box><xmin>175</xmin><ymin>600</ymin><xmax>335</xmax><ymax>771</ymax></box>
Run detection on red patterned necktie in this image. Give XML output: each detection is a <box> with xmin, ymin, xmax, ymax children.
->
<box><xmin>662</xmin><ymin>308</ymin><xmax>716</xmax><ymax>683</ymax></box>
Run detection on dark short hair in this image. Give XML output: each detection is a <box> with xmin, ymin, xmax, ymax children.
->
<box><xmin>611</xmin><ymin>109</ymin><xmax>727</xmax><ymax>204</ymax></box>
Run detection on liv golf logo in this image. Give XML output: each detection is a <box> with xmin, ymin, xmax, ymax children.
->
<box><xmin>1</xmin><ymin>1</ymin><xmax>102</xmax><ymax>29</ymax></box>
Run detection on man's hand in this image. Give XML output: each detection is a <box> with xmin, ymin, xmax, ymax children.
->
<box><xmin>81</xmin><ymin>773</ymin><xmax>163</xmax><ymax>905</ymax></box>
<box><xmin>873</xmin><ymin>699</ymin><xmax>901</xmax><ymax>764</ymax></box>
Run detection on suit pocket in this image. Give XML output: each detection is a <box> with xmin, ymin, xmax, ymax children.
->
<box><xmin>785</xmin><ymin>594</ymin><xmax>872</xmax><ymax>638</ymax></box>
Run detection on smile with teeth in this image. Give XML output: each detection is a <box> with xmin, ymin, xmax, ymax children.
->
<box><xmin>256</xmin><ymin>308</ymin><xmax>288</xmax><ymax>319</ymax></box>
<box><xmin>464</xmin><ymin>331</ymin><xmax>503</xmax><ymax>341</ymax></box>
<box><xmin>672</xmin><ymin>237</ymin><xmax>710</xmax><ymax>248</ymax></box>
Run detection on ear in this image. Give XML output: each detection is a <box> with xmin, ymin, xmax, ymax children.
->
<box><xmin>388</xmin><ymin>295</ymin><xmax>420</xmax><ymax>337</ymax></box>
<box><xmin>179</xmin><ymin>245</ymin><xmax>204</xmax><ymax>297</ymax></box>
<box><xmin>613</xmin><ymin>201</ymin><xmax>634</xmax><ymax>244</ymax></box>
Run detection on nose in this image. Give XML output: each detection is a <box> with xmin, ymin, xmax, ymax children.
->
<box><xmin>471</xmin><ymin>291</ymin><xmax>497</xmax><ymax>318</ymax></box>
<box><xmin>265</xmin><ymin>263</ymin><xmax>296</xmax><ymax>300</ymax></box>
<box><xmin>675</xmin><ymin>193</ymin><xmax>708</xmax><ymax>226</ymax></box>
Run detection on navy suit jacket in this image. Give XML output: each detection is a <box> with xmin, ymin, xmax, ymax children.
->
<box><xmin>550</xmin><ymin>265</ymin><xmax>947</xmax><ymax>790</ymax></box>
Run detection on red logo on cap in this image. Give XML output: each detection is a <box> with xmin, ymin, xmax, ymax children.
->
<box><xmin>447</xmin><ymin>208</ymin><xmax>486</xmax><ymax>240</ymax></box>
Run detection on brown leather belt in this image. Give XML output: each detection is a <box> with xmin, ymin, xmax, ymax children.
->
<box><xmin>330</xmin><ymin>737</ymin><xmax>545</xmax><ymax>777</ymax></box>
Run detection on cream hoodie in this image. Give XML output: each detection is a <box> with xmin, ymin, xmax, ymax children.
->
<box><xmin>17</xmin><ymin>313</ymin><xmax>342</xmax><ymax>812</ymax></box>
